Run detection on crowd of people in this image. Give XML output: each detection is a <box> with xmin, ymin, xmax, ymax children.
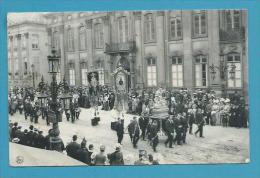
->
<box><xmin>9</xmin><ymin>85</ymin><xmax>248</xmax><ymax>165</ymax></box>
<box><xmin>9</xmin><ymin>121</ymin><xmax>158</xmax><ymax>165</ymax></box>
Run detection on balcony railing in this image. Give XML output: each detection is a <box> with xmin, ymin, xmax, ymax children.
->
<box><xmin>105</xmin><ymin>41</ymin><xmax>136</xmax><ymax>54</ymax></box>
<box><xmin>219</xmin><ymin>27</ymin><xmax>245</xmax><ymax>42</ymax></box>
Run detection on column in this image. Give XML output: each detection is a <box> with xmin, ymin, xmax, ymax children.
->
<box><xmin>134</xmin><ymin>11</ymin><xmax>144</xmax><ymax>88</ymax></box>
<box><xmin>182</xmin><ymin>11</ymin><xmax>193</xmax><ymax>88</ymax></box>
<box><xmin>129</xmin><ymin>53</ymin><xmax>135</xmax><ymax>89</ymax></box>
<box><xmin>86</xmin><ymin>19</ymin><xmax>94</xmax><ymax>68</ymax></box>
<box><xmin>156</xmin><ymin>11</ymin><xmax>166</xmax><ymax>87</ymax></box>
<box><xmin>102</xmin><ymin>15</ymin><xmax>110</xmax><ymax>85</ymax></box>
<box><xmin>208</xmin><ymin>10</ymin><xmax>221</xmax><ymax>91</ymax></box>
<box><xmin>58</xmin><ymin>25</ymin><xmax>66</xmax><ymax>81</ymax></box>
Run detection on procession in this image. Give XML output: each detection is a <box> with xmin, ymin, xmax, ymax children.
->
<box><xmin>8</xmin><ymin>84</ymin><xmax>249</xmax><ymax>165</ymax></box>
<box><xmin>7</xmin><ymin>10</ymin><xmax>249</xmax><ymax>165</ymax></box>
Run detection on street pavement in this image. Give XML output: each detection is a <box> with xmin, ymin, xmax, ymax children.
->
<box><xmin>9</xmin><ymin>107</ymin><xmax>250</xmax><ymax>165</ymax></box>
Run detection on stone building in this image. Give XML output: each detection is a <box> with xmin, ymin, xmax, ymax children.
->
<box><xmin>15</xmin><ymin>10</ymin><xmax>247</xmax><ymax>98</ymax></box>
<box><xmin>8</xmin><ymin>20</ymin><xmax>49</xmax><ymax>88</ymax></box>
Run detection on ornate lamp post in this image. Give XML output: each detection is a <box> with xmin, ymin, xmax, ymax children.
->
<box><xmin>37</xmin><ymin>76</ymin><xmax>48</xmax><ymax>118</ymax></box>
<box><xmin>47</xmin><ymin>49</ymin><xmax>72</xmax><ymax>152</ymax></box>
<box><xmin>209</xmin><ymin>54</ymin><xmax>236</xmax><ymax>97</ymax></box>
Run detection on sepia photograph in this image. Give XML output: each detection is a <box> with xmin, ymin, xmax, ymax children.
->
<box><xmin>7</xmin><ymin>10</ymin><xmax>249</xmax><ymax>166</ymax></box>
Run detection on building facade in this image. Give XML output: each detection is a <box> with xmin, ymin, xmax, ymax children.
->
<box><xmin>9</xmin><ymin>10</ymin><xmax>247</xmax><ymax>98</ymax></box>
<box><xmin>8</xmin><ymin>21</ymin><xmax>49</xmax><ymax>88</ymax></box>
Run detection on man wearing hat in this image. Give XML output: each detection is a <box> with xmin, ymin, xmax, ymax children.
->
<box><xmin>134</xmin><ymin>150</ymin><xmax>149</xmax><ymax>165</ymax></box>
<box><xmin>107</xmin><ymin>143</ymin><xmax>124</xmax><ymax>165</ymax></box>
<box><xmin>116</xmin><ymin>118</ymin><xmax>124</xmax><ymax>145</ymax></box>
<box><xmin>164</xmin><ymin>115</ymin><xmax>175</xmax><ymax>148</ymax></box>
<box><xmin>27</xmin><ymin>125</ymin><xmax>34</xmax><ymax>147</ymax></box>
<box><xmin>11</xmin><ymin>122</ymin><xmax>18</xmax><ymax>140</ymax></box>
<box><xmin>37</xmin><ymin>130</ymin><xmax>46</xmax><ymax>149</ymax></box>
<box><xmin>14</xmin><ymin>126</ymin><xmax>23</xmax><ymax>143</ymax></box>
<box><xmin>93</xmin><ymin>145</ymin><xmax>107</xmax><ymax>165</ymax></box>
<box><xmin>66</xmin><ymin>135</ymin><xmax>81</xmax><ymax>159</ymax></box>
<box><xmin>77</xmin><ymin>138</ymin><xmax>89</xmax><ymax>164</ymax></box>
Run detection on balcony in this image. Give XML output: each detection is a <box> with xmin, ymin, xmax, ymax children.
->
<box><xmin>219</xmin><ymin>27</ymin><xmax>245</xmax><ymax>43</ymax></box>
<box><xmin>104</xmin><ymin>41</ymin><xmax>136</xmax><ymax>54</ymax></box>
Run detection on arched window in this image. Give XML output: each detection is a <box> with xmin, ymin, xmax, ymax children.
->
<box><xmin>194</xmin><ymin>55</ymin><xmax>208</xmax><ymax>87</ymax></box>
<box><xmin>81</xmin><ymin>62</ymin><xmax>88</xmax><ymax>86</ymax></box>
<box><xmin>147</xmin><ymin>57</ymin><xmax>157</xmax><ymax>87</ymax></box>
<box><xmin>226</xmin><ymin>53</ymin><xmax>241</xmax><ymax>88</ymax></box>
<box><xmin>118</xmin><ymin>16</ymin><xmax>128</xmax><ymax>43</ymax></box>
<box><xmin>144</xmin><ymin>14</ymin><xmax>156</xmax><ymax>42</ymax></box>
<box><xmin>69</xmin><ymin>63</ymin><xmax>75</xmax><ymax>86</ymax></box>
<box><xmin>67</xmin><ymin>28</ymin><xmax>74</xmax><ymax>51</ymax></box>
<box><xmin>96</xmin><ymin>61</ymin><xmax>104</xmax><ymax>85</ymax></box>
<box><xmin>79</xmin><ymin>26</ymin><xmax>87</xmax><ymax>50</ymax></box>
<box><xmin>171</xmin><ymin>56</ymin><xmax>183</xmax><ymax>87</ymax></box>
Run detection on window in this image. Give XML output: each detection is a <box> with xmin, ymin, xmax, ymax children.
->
<box><xmin>31</xmin><ymin>34</ymin><xmax>39</xmax><ymax>49</ymax></box>
<box><xmin>94</xmin><ymin>23</ymin><xmax>104</xmax><ymax>49</ymax></box>
<box><xmin>144</xmin><ymin>14</ymin><xmax>156</xmax><ymax>42</ymax></box>
<box><xmin>226</xmin><ymin>10</ymin><xmax>240</xmax><ymax>31</ymax></box>
<box><xmin>24</xmin><ymin>58</ymin><xmax>28</xmax><ymax>75</ymax></box>
<box><xmin>118</xmin><ymin>16</ymin><xmax>128</xmax><ymax>43</ymax></box>
<box><xmin>227</xmin><ymin>54</ymin><xmax>241</xmax><ymax>88</ymax></box>
<box><xmin>79</xmin><ymin>26</ymin><xmax>87</xmax><ymax>50</ymax></box>
<box><xmin>169</xmin><ymin>16</ymin><xmax>182</xmax><ymax>40</ymax></box>
<box><xmin>171</xmin><ymin>57</ymin><xmax>183</xmax><ymax>87</ymax></box>
<box><xmin>67</xmin><ymin>28</ymin><xmax>74</xmax><ymax>51</ymax></box>
<box><xmin>81</xmin><ymin>63</ymin><xmax>88</xmax><ymax>86</ymax></box>
<box><xmin>56</xmin><ymin>68</ymin><xmax>61</xmax><ymax>84</ymax></box>
<box><xmin>193</xmin><ymin>10</ymin><xmax>207</xmax><ymax>37</ymax></box>
<box><xmin>195</xmin><ymin>55</ymin><xmax>208</xmax><ymax>87</ymax></box>
<box><xmin>21</xmin><ymin>35</ymin><xmax>27</xmax><ymax>48</ymax></box>
<box><xmin>69</xmin><ymin>67</ymin><xmax>75</xmax><ymax>86</ymax></box>
<box><xmin>14</xmin><ymin>37</ymin><xmax>18</xmax><ymax>48</ymax></box>
<box><xmin>96</xmin><ymin>62</ymin><xmax>104</xmax><ymax>85</ymax></box>
<box><xmin>14</xmin><ymin>58</ymin><xmax>19</xmax><ymax>74</ymax></box>
<box><xmin>147</xmin><ymin>58</ymin><xmax>157</xmax><ymax>87</ymax></box>
<box><xmin>53</xmin><ymin>31</ymin><xmax>60</xmax><ymax>50</ymax></box>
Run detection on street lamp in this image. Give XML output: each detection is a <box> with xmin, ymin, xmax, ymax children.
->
<box><xmin>47</xmin><ymin>48</ymin><xmax>71</xmax><ymax>152</ymax></box>
<box><xmin>209</xmin><ymin>54</ymin><xmax>236</xmax><ymax>97</ymax></box>
<box><xmin>37</xmin><ymin>76</ymin><xmax>48</xmax><ymax>119</ymax></box>
<box><xmin>37</xmin><ymin>76</ymin><xmax>48</xmax><ymax>105</ymax></box>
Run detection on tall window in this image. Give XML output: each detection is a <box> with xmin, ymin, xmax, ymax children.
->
<box><xmin>227</xmin><ymin>53</ymin><xmax>241</xmax><ymax>88</ymax></box>
<box><xmin>31</xmin><ymin>34</ymin><xmax>39</xmax><ymax>49</ymax></box>
<box><xmin>169</xmin><ymin>16</ymin><xmax>182</xmax><ymax>40</ymax></box>
<box><xmin>24</xmin><ymin>58</ymin><xmax>28</xmax><ymax>75</ymax></box>
<box><xmin>94</xmin><ymin>23</ymin><xmax>104</xmax><ymax>49</ymax></box>
<box><xmin>144</xmin><ymin>14</ymin><xmax>156</xmax><ymax>42</ymax></box>
<box><xmin>79</xmin><ymin>26</ymin><xmax>87</xmax><ymax>50</ymax></box>
<box><xmin>21</xmin><ymin>35</ymin><xmax>27</xmax><ymax>48</ymax></box>
<box><xmin>53</xmin><ymin>31</ymin><xmax>60</xmax><ymax>50</ymax></box>
<box><xmin>67</xmin><ymin>28</ymin><xmax>74</xmax><ymax>51</ymax></box>
<box><xmin>14</xmin><ymin>58</ymin><xmax>19</xmax><ymax>74</ymax></box>
<box><xmin>56</xmin><ymin>69</ymin><xmax>61</xmax><ymax>84</ymax></box>
<box><xmin>171</xmin><ymin>56</ymin><xmax>183</xmax><ymax>87</ymax></box>
<box><xmin>226</xmin><ymin>10</ymin><xmax>240</xmax><ymax>31</ymax></box>
<box><xmin>195</xmin><ymin>55</ymin><xmax>208</xmax><ymax>87</ymax></box>
<box><xmin>69</xmin><ymin>63</ymin><xmax>75</xmax><ymax>86</ymax></box>
<box><xmin>118</xmin><ymin>16</ymin><xmax>128</xmax><ymax>43</ymax></box>
<box><xmin>147</xmin><ymin>57</ymin><xmax>157</xmax><ymax>87</ymax></box>
<box><xmin>81</xmin><ymin>63</ymin><xmax>88</xmax><ymax>86</ymax></box>
<box><xmin>193</xmin><ymin>10</ymin><xmax>207</xmax><ymax>37</ymax></box>
<box><xmin>96</xmin><ymin>61</ymin><xmax>104</xmax><ymax>85</ymax></box>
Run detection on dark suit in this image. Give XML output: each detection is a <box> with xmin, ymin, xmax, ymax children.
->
<box><xmin>66</xmin><ymin>141</ymin><xmax>81</xmax><ymax>159</ymax></box>
<box><xmin>164</xmin><ymin>119</ymin><xmax>175</xmax><ymax>147</ymax></box>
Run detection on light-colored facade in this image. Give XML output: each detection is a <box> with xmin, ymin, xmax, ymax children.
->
<box><xmin>44</xmin><ymin>10</ymin><xmax>248</xmax><ymax>98</ymax></box>
<box><xmin>8</xmin><ymin>10</ymin><xmax>248</xmax><ymax>99</ymax></box>
<box><xmin>8</xmin><ymin>21</ymin><xmax>49</xmax><ymax>88</ymax></box>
